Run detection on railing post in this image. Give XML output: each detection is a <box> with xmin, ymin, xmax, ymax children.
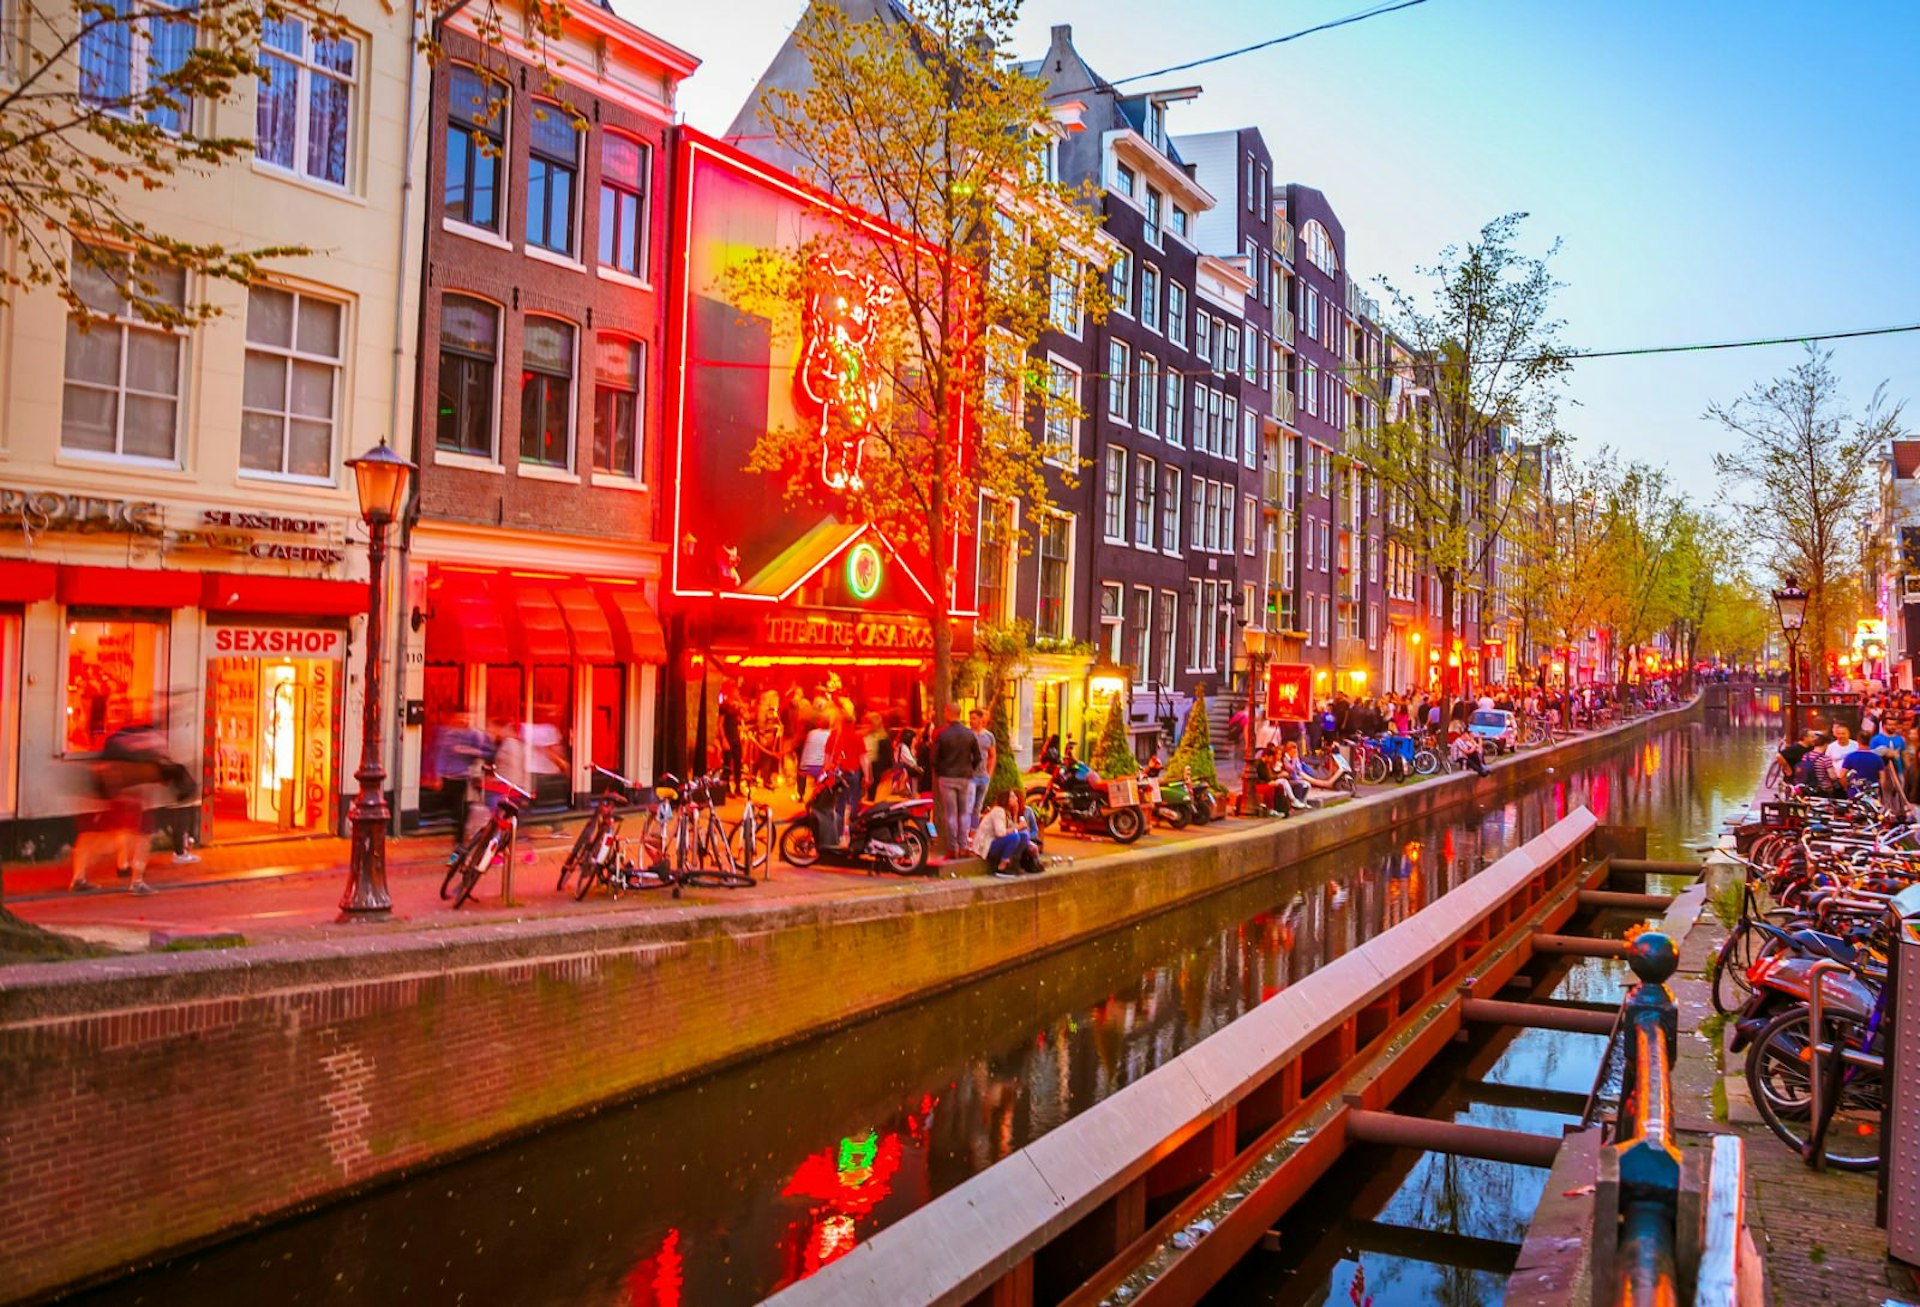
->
<box><xmin>1612</xmin><ymin>932</ymin><xmax>1683</xmax><ymax>1306</ymax></box>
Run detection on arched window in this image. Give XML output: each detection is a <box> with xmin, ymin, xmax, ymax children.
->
<box><xmin>437</xmin><ymin>293</ymin><xmax>501</xmax><ymax>458</ymax></box>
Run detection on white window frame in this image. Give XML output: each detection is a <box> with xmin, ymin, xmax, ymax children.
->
<box><xmin>1141</xmin><ymin>265</ymin><xmax>1161</xmax><ymax>333</ymax></box>
<box><xmin>1162</xmin><ymin>465</ymin><xmax>1181</xmax><ymax>555</ymax></box>
<box><xmin>1043</xmin><ymin>355</ymin><xmax>1080</xmax><ymax>466</ymax></box>
<box><xmin>255</xmin><ymin>16</ymin><xmax>360</xmax><ymax>190</ymax></box>
<box><xmin>1108</xmin><ymin>338</ymin><xmax>1131</xmax><ymax>423</ymax></box>
<box><xmin>1111</xmin><ymin>249</ymin><xmax>1134</xmax><ymax>317</ymax></box>
<box><xmin>1049</xmin><ymin>261</ymin><xmax>1083</xmax><ymax>338</ymax></box>
<box><xmin>1167</xmin><ymin>282</ymin><xmax>1188</xmax><ymax>347</ymax></box>
<box><xmin>1035</xmin><ymin>511</ymin><xmax>1075</xmax><ymax>643</ymax></box>
<box><xmin>1163</xmin><ymin>370</ymin><xmax>1183</xmax><ymax>448</ymax></box>
<box><xmin>60</xmin><ymin>245</ymin><xmax>187</xmax><ymax>466</ymax></box>
<box><xmin>1137</xmin><ymin>354</ymin><xmax>1159</xmax><ymax>435</ymax></box>
<box><xmin>1103</xmin><ymin>445</ymin><xmax>1128</xmax><ymax>542</ymax></box>
<box><xmin>239</xmin><ymin>283</ymin><xmax>345</xmax><ymax>484</ymax></box>
<box><xmin>1133</xmin><ymin>453</ymin><xmax>1157</xmax><ymax>549</ymax></box>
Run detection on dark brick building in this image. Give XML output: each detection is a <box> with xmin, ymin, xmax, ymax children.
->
<box><xmin>396</xmin><ymin>7</ymin><xmax>697</xmax><ymax>825</ymax></box>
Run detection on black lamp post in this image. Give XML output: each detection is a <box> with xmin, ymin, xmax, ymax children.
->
<box><xmin>1772</xmin><ymin>576</ymin><xmax>1808</xmax><ymax>744</ymax></box>
<box><xmin>340</xmin><ymin>439</ymin><xmax>415</xmax><ymax>920</ymax></box>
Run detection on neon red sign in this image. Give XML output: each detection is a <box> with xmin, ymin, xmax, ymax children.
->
<box><xmin>1267</xmin><ymin>663</ymin><xmax>1314</xmax><ymax>722</ymax></box>
<box><xmin>794</xmin><ymin>256</ymin><xmax>895</xmax><ymax>492</ymax></box>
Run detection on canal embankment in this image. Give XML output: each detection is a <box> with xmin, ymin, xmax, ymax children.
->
<box><xmin>0</xmin><ymin>700</ymin><xmax>1699</xmax><ymax>1305</ymax></box>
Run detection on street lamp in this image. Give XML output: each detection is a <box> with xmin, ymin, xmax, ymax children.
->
<box><xmin>341</xmin><ymin>438</ymin><xmax>415</xmax><ymax>920</ymax></box>
<box><xmin>1772</xmin><ymin>576</ymin><xmax>1807</xmax><ymax>743</ymax></box>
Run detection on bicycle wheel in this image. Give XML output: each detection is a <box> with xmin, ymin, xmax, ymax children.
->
<box><xmin>1361</xmin><ymin>753</ymin><xmax>1389</xmax><ymax>786</ymax></box>
<box><xmin>1412</xmin><ymin>748</ymin><xmax>1439</xmax><ymax>776</ymax></box>
<box><xmin>1711</xmin><ymin>918</ymin><xmax>1765</xmax><ymax>1014</ymax></box>
<box><xmin>453</xmin><ymin>830</ymin><xmax>499</xmax><ymax>908</ymax></box>
<box><xmin>1746</xmin><ymin>1007</ymin><xmax>1885</xmax><ymax>1171</ymax></box>
<box><xmin>557</xmin><ymin>812</ymin><xmax>604</xmax><ymax>892</ymax></box>
<box><xmin>574</xmin><ymin>836</ymin><xmax>611</xmax><ymax>901</ymax></box>
<box><xmin>731</xmin><ymin>804</ymin><xmax>774</xmax><ymax>874</ymax></box>
<box><xmin>442</xmin><ymin>835</ymin><xmax>481</xmax><ymax>899</ymax></box>
<box><xmin>681</xmin><ymin>821</ymin><xmax>755</xmax><ymax>889</ymax></box>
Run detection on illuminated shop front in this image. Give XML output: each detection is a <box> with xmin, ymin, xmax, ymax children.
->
<box><xmin>663</xmin><ymin>131</ymin><xmax>975</xmax><ymax>764</ymax></box>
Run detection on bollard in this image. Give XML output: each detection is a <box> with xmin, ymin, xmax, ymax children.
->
<box><xmin>1612</xmin><ymin>931</ymin><xmax>1683</xmax><ymax>1306</ymax></box>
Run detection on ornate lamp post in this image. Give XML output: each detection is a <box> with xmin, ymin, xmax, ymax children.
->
<box><xmin>1772</xmin><ymin>577</ymin><xmax>1807</xmax><ymax>744</ymax></box>
<box><xmin>340</xmin><ymin>439</ymin><xmax>415</xmax><ymax>920</ymax></box>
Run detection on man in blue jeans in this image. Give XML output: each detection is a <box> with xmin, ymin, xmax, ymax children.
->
<box><xmin>967</xmin><ymin>707</ymin><xmax>997</xmax><ymax>848</ymax></box>
<box><xmin>932</xmin><ymin>702</ymin><xmax>982</xmax><ymax>860</ymax></box>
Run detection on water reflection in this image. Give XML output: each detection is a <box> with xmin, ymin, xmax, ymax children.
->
<box><xmin>77</xmin><ymin>697</ymin><xmax>1777</xmax><ymax>1307</ymax></box>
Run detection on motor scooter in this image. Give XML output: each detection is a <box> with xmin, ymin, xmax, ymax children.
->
<box><xmin>1026</xmin><ymin>759</ymin><xmax>1147</xmax><ymax>843</ymax></box>
<box><xmin>779</xmin><ymin>767</ymin><xmax>935</xmax><ymax>876</ymax></box>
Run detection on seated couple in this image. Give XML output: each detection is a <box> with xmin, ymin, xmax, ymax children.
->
<box><xmin>1246</xmin><ymin>743</ymin><xmax>1341</xmax><ymax>817</ymax></box>
<box><xmin>971</xmin><ymin>789</ymin><xmax>1045</xmax><ymax>877</ymax></box>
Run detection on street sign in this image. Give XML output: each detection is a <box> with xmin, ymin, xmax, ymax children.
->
<box><xmin>1267</xmin><ymin>663</ymin><xmax>1314</xmax><ymax>722</ymax></box>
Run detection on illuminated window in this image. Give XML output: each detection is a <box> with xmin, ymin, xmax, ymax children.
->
<box><xmin>519</xmin><ymin>316</ymin><xmax>575</xmax><ymax>468</ymax></box>
<box><xmin>65</xmin><ymin>619</ymin><xmax>168</xmax><ymax>754</ymax></box>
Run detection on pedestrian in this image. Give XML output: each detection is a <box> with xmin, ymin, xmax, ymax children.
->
<box><xmin>430</xmin><ymin>711</ymin><xmax>491</xmax><ymax>849</ymax></box>
<box><xmin>826</xmin><ymin>710</ymin><xmax>867</xmax><ymax>836</ymax></box>
<box><xmin>69</xmin><ymin>724</ymin><xmax>194</xmax><ymax>894</ymax></box>
<box><xmin>719</xmin><ymin>691</ymin><xmax>745</xmax><ymax>797</ymax></box>
<box><xmin>931</xmin><ymin>702</ymin><xmax>982</xmax><ymax>860</ymax></box>
<box><xmin>797</xmin><ymin>711</ymin><xmax>832</xmax><ymax>802</ymax></box>
<box><xmin>968</xmin><ymin>707</ymin><xmax>997</xmax><ymax>840</ymax></box>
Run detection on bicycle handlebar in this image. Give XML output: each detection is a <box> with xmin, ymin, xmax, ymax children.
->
<box><xmin>479</xmin><ymin>764</ymin><xmax>534</xmax><ymax>802</ymax></box>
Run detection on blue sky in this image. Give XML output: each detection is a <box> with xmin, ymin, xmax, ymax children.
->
<box><xmin>645</xmin><ymin>0</ymin><xmax>1920</xmax><ymax>497</ymax></box>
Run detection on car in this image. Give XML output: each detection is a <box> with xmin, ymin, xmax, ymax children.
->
<box><xmin>1468</xmin><ymin>709</ymin><xmax>1519</xmax><ymax>755</ymax></box>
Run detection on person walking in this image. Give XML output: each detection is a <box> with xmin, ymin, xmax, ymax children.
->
<box><xmin>430</xmin><ymin>711</ymin><xmax>491</xmax><ymax>850</ymax></box>
<box><xmin>932</xmin><ymin>703</ymin><xmax>982</xmax><ymax>861</ymax></box>
<box><xmin>968</xmin><ymin>707</ymin><xmax>997</xmax><ymax>844</ymax></box>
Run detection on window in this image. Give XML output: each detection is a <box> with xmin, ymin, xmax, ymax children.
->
<box><xmin>61</xmin><ymin>246</ymin><xmax>185</xmax><ymax>462</ymax></box>
<box><xmin>1243</xmin><ymin>324</ymin><xmax>1259</xmax><ymax>382</ymax></box>
<box><xmin>1144</xmin><ymin>189</ymin><xmax>1163</xmax><ymax>248</ymax></box>
<box><xmin>1217</xmin><ymin>483</ymin><xmax>1233</xmax><ymax>555</ymax></box>
<box><xmin>977</xmin><ymin>496</ymin><xmax>1016</xmax><ymax>626</ymax></box>
<box><xmin>1044</xmin><ymin>360</ymin><xmax>1079</xmax><ymax>460</ymax></box>
<box><xmin>1115</xmin><ymin>162</ymin><xmax>1137</xmax><ymax>198</ymax></box>
<box><xmin>1100</xmin><ymin>583</ymin><xmax>1124</xmax><ymax>661</ymax></box>
<box><xmin>1167</xmin><ymin>282</ymin><xmax>1188</xmax><ymax>347</ymax></box>
<box><xmin>1224</xmin><ymin>322</ymin><xmax>1239</xmax><ymax>375</ymax></box>
<box><xmin>1257</xmin><ymin>164</ymin><xmax>1269</xmax><ymax>214</ymax></box>
<box><xmin>1141</xmin><ymin>266</ymin><xmax>1161</xmax><ymax>332</ymax></box>
<box><xmin>1303</xmin><ymin>362</ymin><xmax>1319</xmax><ymax>417</ymax></box>
<box><xmin>1243</xmin><ymin>494</ymin><xmax>1258</xmax><ymax>555</ymax></box>
<box><xmin>1203</xmin><ymin>479</ymin><xmax>1219</xmax><ymax>552</ymax></box>
<box><xmin>445</xmin><ymin>67</ymin><xmax>506</xmax><ymax>231</ymax></box>
<box><xmin>1133</xmin><ymin>455</ymin><xmax>1156</xmax><ymax>547</ymax></box>
<box><xmin>1108</xmin><ymin>338</ymin><xmax>1131</xmax><ymax>421</ymax></box>
<box><xmin>241</xmin><ymin>286</ymin><xmax>342</xmax><ymax>479</ymax></box>
<box><xmin>1111</xmin><ymin>249</ymin><xmax>1134</xmax><ymax>315</ymax></box>
<box><xmin>1163</xmin><ymin>371</ymin><xmax>1183</xmax><ymax>446</ymax></box>
<box><xmin>1244</xmin><ymin>153</ymin><xmax>1256</xmax><ymax>210</ymax></box>
<box><xmin>1137</xmin><ymin>355</ymin><xmax>1159</xmax><ymax>434</ymax></box>
<box><xmin>1189</xmin><ymin>476</ymin><xmax>1203</xmax><ymax>549</ymax></box>
<box><xmin>526</xmin><ymin>104</ymin><xmax>578</xmax><ymax>255</ymax></box>
<box><xmin>1049</xmin><ymin>261</ymin><xmax>1082</xmax><ymax>335</ymax></box>
<box><xmin>1303</xmin><ymin>289</ymin><xmax>1319</xmax><ymax>341</ymax></box>
<box><xmin>519</xmin><ymin>316</ymin><xmax>575</xmax><ymax>467</ymax></box>
<box><xmin>1208</xmin><ymin>389</ymin><xmax>1223</xmax><ymax>456</ymax></box>
<box><xmin>1037</xmin><ymin>515</ymin><xmax>1071</xmax><ymax>641</ymax></box>
<box><xmin>1147</xmin><ymin>101</ymin><xmax>1166</xmax><ymax>149</ymax></box>
<box><xmin>64</xmin><ymin>618</ymin><xmax>168</xmax><ymax>754</ymax></box>
<box><xmin>436</xmin><ymin>295</ymin><xmax>498</xmax><ymax>456</ymax></box>
<box><xmin>598</xmin><ymin>134</ymin><xmax>651</xmax><ymax>275</ymax></box>
<box><xmin>1130</xmin><ymin>586</ymin><xmax>1153</xmax><ymax>684</ymax></box>
<box><xmin>1187</xmin><ymin>579</ymin><xmax>1202</xmax><ymax>670</ymax></box>
<box><xmin>1283</xmin><ymin>438</ymin><xmax>1297</xmax><ymax>510</ymax></box>
<box><xmin>1243</xmin><ymin>410</ymin><xmax>1258</xmax><ymax>469</ymax></box>
<box><xmin>1157</xmin><ymin>591</ymin><xmax>1178</xmax><ymax>684</ymax></box>
<box><xmin>1103</xmin><ymin>447</ymin><xmax>1127</xmax><ymax>541</ymax></box>
<box><xmin>1162</xmin><ymin>466</ymin><xmax>1181</xmax><ymax>553</ymax></box>
<box><xmin>1319</xmin><ymin>519</ymin><xmax>1331</xmax><ymax>571</ymax></box>
<box><xmin>257</xmin><ymin>16</ymin><xmax>356</xmax><ymax>187</ymax></box>
<box><xmin>1195</xmin><ymin>313</ymin><xmax>1211</xmax><ymax>367</ymax></box>
<box><xmin>592</xmin><ymin>336</ymin><xmax>643</xmax><ymax>476</ymax></box>
<box><xmin>1172</xmin><ymin>207</ymin><xmax>1190</xmax><ymax>239</ymax></box>
<box><xmin>1224</xmin><ymin>396</ymin><xmax>1238</xmax><ymax>454</ymax></box>
<box><xmin>79</xmin><ymin>0</ymin><xmax>194</xmax><ymax>132</ymax></box>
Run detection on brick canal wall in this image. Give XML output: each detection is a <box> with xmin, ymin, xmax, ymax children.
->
<box><xmin>0</xmin><ymin>701</ymin><xmax>1698</xmax><ymax>1303</ymax></box>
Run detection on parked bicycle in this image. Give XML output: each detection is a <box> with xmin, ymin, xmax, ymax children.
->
<box><xmin>557</xmin><ymin>764</ymin><xmax>640</xmax><ymax>893</ymax></box>
<box><xmin>443</xmin><ymin>765</ymin><xmax>533</xmax><ymax>909</ymax></box>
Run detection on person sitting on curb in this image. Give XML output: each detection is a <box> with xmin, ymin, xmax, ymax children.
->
<box><xmin>1248</xmin><ymin>745</ymin><xmax>1295</xmax><ymax>817</ymax></box>
<box><xmin>1451</xmin><ymin>729</ymin><xmax>1490</xmax><ymax>777</ymax></box>
<box><xmin>1278</xmin><ymin>741</ymin><xmax>1329</xmax><ymax>803</ymax></box>
<box><xmin>972</xmin><ymin>789</ymin><xmax>1043</xmax><ymax>877</ymax></box>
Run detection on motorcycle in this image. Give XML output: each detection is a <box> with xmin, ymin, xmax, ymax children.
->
<box><xmin>1137</xmin><ymin>760</ymin><xmax>1192</xmax><ymax>829</ymax></box>
<box><xmin>1728</xmin><ymin>923</ymin><xmax>1878</xmax><ymax>1053</ymax></box>
<box><xmin>779</xmin><ymin>767</ymin><xmax>934</xmax><ymax>876</ymax></box>
<box><xmin>1027</xmin><ymin>760</ymin><xmax>1147</xmax><ymax>843</ymax></box>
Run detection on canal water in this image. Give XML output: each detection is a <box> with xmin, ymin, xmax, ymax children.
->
<box><xmin>75</xmin><ymin>699</ymin><xmax>1775</xmax><ymax>1307</ymax></box>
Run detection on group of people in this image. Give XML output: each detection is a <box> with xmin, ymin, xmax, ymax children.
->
<box><xmin>1778</xmin><ymin>694</ymin><xmax>1920</xmax><ymax>807</ymax></box>
<box><xmin>426</xmin><ymin>712</ymin><xmax>567</xmax><ymax>848</ymax></box>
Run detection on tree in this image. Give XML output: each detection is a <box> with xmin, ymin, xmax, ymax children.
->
<box><xmin>1088</xmin><ymin>692</ymin><xmax>1139</xmax><ymax>780</ymax></box>
<box><xmin>1595</xmin><ymin>464</ymin><xmax>1686</xmax><ymax>681</ymax></box>
<box><xmin>1710</xmin><ymin>346</ymin><xmax>1902</xmax><ymax>671</ymax></box>
<box><xmin>985</xmin><ymin>692</ymin><xmax>1024</xmax><ymax>805</ymax></box>
<box><xmin>1356</xmin><ymin>214</ymin><xmax>1572</xmax><ymax>688</ymax></box>
<box><xmin>739</xmin><ymin>0</ymin><xmax>1107</xmax><ymax>721</ymax></box>
<box><xmin>1166</xmin><ymin>688</ymin><xmax>1219</xmax><ymax>785</ymax></box>
<box><xmin>1515</xmin><ymin>445</ymin><xmax>1627</xmax><ymax>673</ymax></box>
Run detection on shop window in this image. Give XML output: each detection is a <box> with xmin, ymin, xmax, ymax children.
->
<box><xmin>437</xmin><ymin>294</ymin><xmax>498</xmax><ymax>457</ymax></box>
<box><xmin>598</xmin><ymin>133</ymin><xmax>650</xmax><ymax>275</ymax></box>
<box><xmin>61</xmin><ymin>244</ymin><xmax>186</xmax><ymax>462</ymax></box>
<box><xmin>207</xmin><ymin>639</ymin><xmax>340</xmax><ymax>839</ymax></box>
<box><xmin>588</xmin><ymin>666</ymin><xmax>625</xmax><ymax>782</ymax></box>
<box><xmin>592</xmin><ymin>335</ymin><xmax>643</xmax><ymax>477</ymax></box>
<box><xmin>520</xmin><ymin>316</ymin><xmax>575</xmax><ymax>468</ymax></box>
<box><xmin>445</xmin><ymin>65</ymin><xmax>506</xmax><ymax>232</ymax></box>
<box><xmin>420</xmin><ymin>663</ymin><xmax>466</xmax><ymax>788</ymax></box>
<box><xmin>242</xmin><ymin>285</ymin><xmax>343</xmax><ymax>479</ymax></box>
<box><xmin>256</xmin><ymin>15</ymin><xmax>357</xmax><ymax>188</ymax></box>
<box><xmin>527</xmin><ymin>102</ymin><xmax>578</xmax><ymax>256</ymax></box>
<box><xmin>65</xmin><ymin>617</ymin><xmax>168</xmax><ymax>753</ymax></box>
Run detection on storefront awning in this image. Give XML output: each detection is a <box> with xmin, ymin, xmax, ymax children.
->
<box><xmin>57</xmin><ymin>565</ymin><xmax>202</xmax><ymax>609</ymax></box>
<box><xmin>202</xmin><ymin>573</ymin><xmax>368</xmax><ymax>616</ymax></box>
<box><xmin>599</xmin><ymin>584</ymin><xmax>667</xmax><ymax>664</ymax></box>
<box><xmin>553</xmin><ymin>585</ymin><xmax>616</xmax><ymax>663</ymax></box>
<box><xmin>508</xmin><ymin>582</ymin><xmax>572</xmax><ymax>663</ymax></box>
<box><xmin>0</xmin><ymin>560</ymin><xmax>56</xmax><ymax>604</ymax></box>
<box><xmin>424</xmin><ymin>568</ymin><xmax>513</xmax><ymax>663</ymax></box>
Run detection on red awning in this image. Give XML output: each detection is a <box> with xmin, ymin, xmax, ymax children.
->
<box><xmin>202</xmin><ymin>573</ymin><xmax>368</xmax><ymax>616</ymax></box>
<box><xmin>508</xmin><ymin>582</ymin><xmax>572</xmax><ymax>663</ymax></box>
<box><xmin>424</xmin><ymin>568</ymin><xmax>512</xmax><ymax>663</ymax></box>
<box><xmin>0</xmin><ymin>560</ymin><xmax>56</xmax><ymax>604</ymax></box>
<box><xmin>58</xmin><ymin>565</ymin><xmax>201</xmax><ymax>609</ymax></box>
<box><xmin>554</xmin><ymin>584</ymin><xmax>616</xmax><ymax>663</ymax></box>
<box><xmin>599</xmin><ymin>584</ymin><xmax>667</xmax><ymax>664</ymax></box>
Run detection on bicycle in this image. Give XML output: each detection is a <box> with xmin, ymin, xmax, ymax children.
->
<box><xmin>442</xmin><ymin>766</ymin><xmax>533</xmax><ymax>909</ymax></box>
<box><xmin>728</xmin><ymin>777</ymin><xmax>775</xmax><ymax>878</ymax></box>
<box><xmin>557</xmin><ymin>764</ymin><xmax>638</xmax><ymax>893</ymax></box>
<box><xmin>570</xmin><ymin>767</ymin><xmax>677</xmax><ymax>900</ymax></box>
<box><xmin>667</xmin><ymin>771</ymin><xmax>756</xmax><ymax>892</ymax></box>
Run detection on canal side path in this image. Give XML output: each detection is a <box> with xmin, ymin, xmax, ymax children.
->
<box><xmin>1667</xmin><ymin>814</ymin><xmax>1917</xmax><ymax>1306</ymax></box>
<box><xmin>0</xmin><ymin>711</ymin><xmax>1667</xmax><ymax>963</ymax></box>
